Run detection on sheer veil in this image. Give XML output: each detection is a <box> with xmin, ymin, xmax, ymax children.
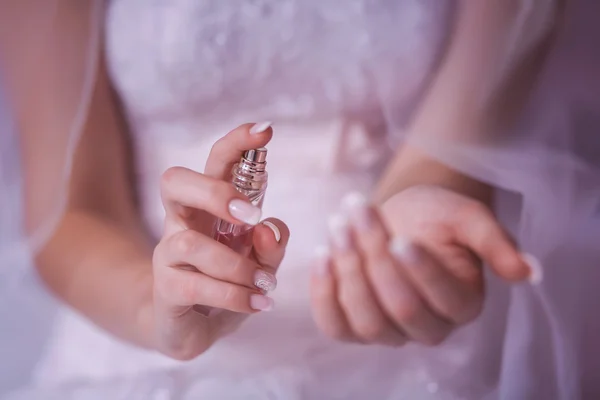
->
<box><xmin>1</xmin><ymin>0</ymin><xmax>600</xmax><ymax>398</ymax></box>
<box><xmin>0</xmin><ymin>1</ymin><xmax>102</xmax><ymax>288</ymax></box>
<box><xmin>369</xmin><ymin>1</ymin><xmax>600</xmax><ymax>398</ymax></box>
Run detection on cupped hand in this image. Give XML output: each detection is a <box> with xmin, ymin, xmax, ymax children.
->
<box><xmin>152</xmin><ymin>123</ymin><xmax>290</xmax><ymax>360</ymax></box>
<box><xmin>310</xmin><ymin>185</ymin><xmax>539</xmax><ymax>346</ymax></box>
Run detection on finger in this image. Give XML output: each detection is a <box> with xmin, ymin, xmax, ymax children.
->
<box><xmin>389</xmin><ymin>239</ymin><xmax>483</xmax><ymax>325</ymax></box>
<box><xmin>155</xmin><ymin>267</ymin><xmax>275</xmax><ymax>313</ymax></box>
<box><xmin>252</xmin><ymin>218</ymin><xmax>290</xmax><ymax>274</ymax></box>
<box><xmin>337</xmin><ymin>200</ymin><xmax>453</xmax><ymax>345</ymax></box>
<box><xmin>452</xmin><ymin>200</ymin><xmax>533</xmax><ymax>282</ymax></box>
<box><xmin>204</xmin><ymin>122</ymin><xmax>273</xmax><ymax>180</ymax></box>
<box><xmin>155</xmin><ymin>229</ymin><xmax>277</xmax><ymax>292</ymax></box>
<box><xmin>160</xmin><ymin>166</ymin><xmax>262</xmax><ymax>226</ymax></box>
<box><xmin>342</xmin><ymin>192</ymin><xmax>390</xmax><ymax>257</ymax></box>
<box><xmin>309</xmin><ymin>247</ymin><xmax>356</xmax><ymax>342</ymax></box>
<box><xmin>328</xmin><ymin>214</ymin><xmax>406</xmax><ymax>345</ymax></box>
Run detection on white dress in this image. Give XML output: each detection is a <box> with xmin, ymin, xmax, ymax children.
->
<box><xmin>15</xmin><ymin>1</ymin><xmax>600</xmax><ymax>399</ymax></box>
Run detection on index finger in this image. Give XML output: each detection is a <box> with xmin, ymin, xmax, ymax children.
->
<box><xmin>204</xmin><ymin>122</ymin><xmax>274</xmax><ymax>180</ymax></box>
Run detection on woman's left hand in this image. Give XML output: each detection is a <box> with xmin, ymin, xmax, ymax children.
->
<box><xmin>310</xmin><ymin>186</ymin><xmax>535</xmax><ymax>346</ymax></box>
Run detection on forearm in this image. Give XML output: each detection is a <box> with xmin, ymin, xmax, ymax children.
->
<box><xmin>375</xmin><ymin>1</ymin><xmax>561</xmax><ymax>205</ymax></box>
<box><xmin>36</xmin><ymin>210</ymin><xmax>156</xmax><ymax>350</ymax></box>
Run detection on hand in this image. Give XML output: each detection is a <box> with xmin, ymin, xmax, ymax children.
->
<box><xmin>152</xmin><ymin>123</ymin><xmax>290</xmax><ymax>360</ymax></box>
<box><xmin>310</xmin><ymin>185</ymin><xmax>538</xmax><ymax>346</ymax></box>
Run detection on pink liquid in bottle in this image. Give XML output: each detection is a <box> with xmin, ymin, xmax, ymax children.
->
<box><xmin>212</xmin><ymin>222</ymin><xmax>255</xmax><ymax>257</ymax></box>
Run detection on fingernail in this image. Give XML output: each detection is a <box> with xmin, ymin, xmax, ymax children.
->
<box><xmin>249</xmin><ymin>121</ymin><xmax>273</xmax><ymax>135</ymax></box>
<box><xmin>250</xmin><ymin>294</ymin><xmax>274</xmax><ymax>311</ymax></box>
<box><xmin>327</xmin><ymin>213</ymin><xmax>351</xmax><ymax>251</ymax></box>
<box><xmin>262</xmin><ymin>221</ymin><xmax>281</xmax><ymax>242</ymax></box>
<box><xmin>254</xmin><ymin>269</ymin><xmax>277</xmax><ymax>292</ymax></box>
<box><xmin>228</xmin><ymin>199</ymin><xmax>262</xmax><ymax>225</ymax></box>
<box><xmin>312</xmin><ymin>246</ymin><xmax>331</xmax><ymax>277</ymax></box>
<box><xmin>389</xmin><ymin>237</ymin><xmax>420</xmax><ymax>265</ymax></box>
<box><xmin>341</xmin><ymin>191</ymin><xmax>372</xmax><ymax>229</ymax></box>
<box><xmin>521</xmin><ymin>253</ymin><xmax>543</xmax><ymax>285</ymax></box>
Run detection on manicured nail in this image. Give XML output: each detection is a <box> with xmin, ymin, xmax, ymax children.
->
<box><xmin>341</xmin><ymin>191</ymin><xmax>372</xmax><ymax>229</ymax></box>
<box><xmin>254</xmin><ymin>270</ymin><xmax>277</xmax><ymax>292</ymax></box>
<box><xmin>228</xmin><ymin>199</ymin><xmax>262</xmax><ymax>225</ymax></box>
<box><xmin>388</xmin><ymin>237</ymin><xmax>420</xmax><ymax>265</ymax></box>
<box><xmin>262</xmin><ymin>221</ymin><xmax>281</xmax><ymax>242</ymax></box>
<box><xmin>521</xmin><ymin>253</ymin><xmax>543</xmax><ymax>285</ymax></box>
<box><xmin>249</xmin><ymin>121</ymin><xmax>273</xmax><ymax>135</ymax></box>
<box><xmin>250</xmin><ymin>294</ymin><xmax>274</xmax><ymax>311</ymax></box>
<box><xmin>327</xmin><ymin>213</ymin><xmax>351</xmax><ymax>251</ymax></box>
<box><xmin>312</xmin><ymin>246</ymin><xmax>331</xmax><ymax>277</ymax></box>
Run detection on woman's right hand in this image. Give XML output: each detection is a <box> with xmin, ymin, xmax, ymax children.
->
<box><xmin>151</xmin><ymin>123</ymin><xmax>290</xmax><ymax>360</ymax></box>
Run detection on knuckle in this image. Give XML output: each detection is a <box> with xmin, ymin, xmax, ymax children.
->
<box><xmin>172</xmin><ymin>230</ymin><xmax>202</xmax><ymax>258</ymax></box>
<box><xmin>152</xmin><ymin>240</ymin><xmax>167</xmax><ymax>268</ymax></box>
<box><xmin>355</xmin><ymin>322</ymin><xmax>385</xmax><ymax>343</ymax></box>
<box><xmin>160</xmin><ymin>166</ymin><xmax>186</xmax><ymax>189</ymax></box>
<box><xmin>390</xmin><ymin>299</ymin><xmax>421</xmax><ymax>325</ymax></box>
<box><xmin>210</xmin><ymin>136</ymin><xmax>228</xmax><ymax>154</ymax></box>
<box><xmin>220</xmin><ymin>285</ymin><xmax>245</xmax><ymax>310</ymax></box>
<box><xmin>458</xmin><ymin>198</ymin><xmax>489</xmax><ymax>219</ymax></box>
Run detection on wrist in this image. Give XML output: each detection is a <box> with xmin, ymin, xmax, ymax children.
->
<box><xmin>374</xmin><ymin>144</ymin><xmax>493</xmax><ymax>207</ymax></box>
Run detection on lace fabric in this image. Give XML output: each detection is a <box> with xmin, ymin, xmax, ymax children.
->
<box><xmin>2</xmin><ymin>1</ymin><xmax>600</xmax><ymax>399</ymax></box>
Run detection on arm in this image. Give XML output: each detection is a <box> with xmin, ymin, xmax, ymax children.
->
<box><xmin>375</xmin><ymin>0</ymin><xmax>564</xmax><ymax>204</ymax></box>
<box><xmin>2</xmin><ymin>1</ymin><xmax>156</xmax><ymax>348</ymax></box>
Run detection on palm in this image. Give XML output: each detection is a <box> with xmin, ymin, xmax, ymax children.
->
<box><xmin>381</xmin><ymin>186</ymin><xmax>485</xmax><ymax>291</ymax></box>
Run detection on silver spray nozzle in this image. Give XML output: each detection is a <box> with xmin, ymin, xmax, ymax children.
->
<box><xmin>243</xmin><ymin>147</ymin><xmax>268</xmax><ymax>164</ymax></box>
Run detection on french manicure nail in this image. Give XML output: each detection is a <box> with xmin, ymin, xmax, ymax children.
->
<box><xmin>249</xmin><ymin>121</ymin><xmax>273</xmax><ymax>135</ymax></box>
<box><xmin>388</xmin><ymin>237</ymin><xmax>420</xmax><ymax>265</ymax></box>
<box><xmin>254</xmin><ymin>270</ymin><xmax>277</xmax><ymax>292</ymax></box>
<box><xmin>341</xmin><ymin>191</ymin><xmax>372</xmax><ymax>229</ymax></box>
<box><xmin>250</xmin><ymin>294</ymin><xmax>275</xmax><ymax>311</ymax></box>
<box><xmin>228</xmin><ymin>199</ymin><xmax>262</xmax><ymax>225</ymax></box>
<box><xmin>312</xmin><ymin>246</ymin><xmax>331</xmax><ymax>277</ymax></box>
<box><xmin>521</xmin><ymin>253</ymin><xmax>543</xmax><ymax>285</ymax></box>
<box><xmin>327</xmin><ymin>213</ymin><xmax>351</xmax><ymax>251</ymax></box>
<box><xmin>262</xmin><ymin>221</ymin><xmax>281</xmax><ymax>242</ymax></box>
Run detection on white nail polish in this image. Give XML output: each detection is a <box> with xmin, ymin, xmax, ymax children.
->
<box><xmin>228</xmin><ymin>199</ymin><xmax>262</xmax><ymax>225</ymax></box>
<box><xmin>249</xmin><ymin>121</ymin><xmax>273</xmax><ymax>135</ymax></box>
<box><xmin>522</xmin><ymin>253</ymin><xmax>543</xmax><ymax>285</ymax></box>
<box><xmin>254</xmin><ymin>270</ymin><xmax>277</xmax><ymax>292</ymax></box>
<box><xmin>262</xmin><ymin>221</ymin><xmax>281</xmax><ymax>242</ymax></box>
<box><xmin>327</xmin><ymin>214</ymin><xmax>351</xmax><ymax>250</ymax></box>
<box><xmin>341</xmin><ymin>191</ymin><xmax>368</xmax><ymax>210</ymax></box>
<box><xmin>388</xmin><ymin>237</ymin><xmax>419</xmax><ymax>264</ymax></box>
<box><xmin>341</xmin><ymin>191</ymin><xmax>371</xmax><ymax>229</ymax></box>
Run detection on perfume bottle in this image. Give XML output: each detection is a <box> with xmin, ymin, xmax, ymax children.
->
<box><xmin>211</xmin><ymin>148</ymin><xmax>268</xmax><ymax>257</ymax></box>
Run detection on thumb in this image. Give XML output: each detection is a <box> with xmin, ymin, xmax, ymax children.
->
<box><xmin>252</xmin><ymin>218</ymin><xmax>290</xmax><ymax>274</ymax></box>
<box><xmin>453</xmin><ymin>202</ymin><xmax>540</xmax><ymax>283</ymax></box>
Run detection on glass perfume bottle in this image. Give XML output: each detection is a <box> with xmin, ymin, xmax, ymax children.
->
<box><xmin>211</xmin><ymin>148</ymin><xmax>268</xmax><ymax>256</ymax></box>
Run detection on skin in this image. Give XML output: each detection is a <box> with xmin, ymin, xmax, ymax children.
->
<box><xmin>1</xmin><ymin>0</ymin><xmax>562</xmax><ymax>358</ymax></box>
<box><xmin>310</xmin><ymin>0</ymin><xmax>564</xmax><ymax>345</ymax></box>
